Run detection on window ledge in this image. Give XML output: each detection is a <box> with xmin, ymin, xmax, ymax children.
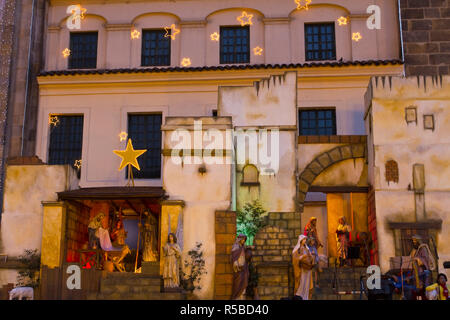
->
<box><xmin>298</xmin><ymin>135</ymin><xmax>367</xmax><ymax>144</ymax></box>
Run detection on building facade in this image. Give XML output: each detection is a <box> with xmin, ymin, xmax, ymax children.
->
<box><xmin>0</xmin><ymin>0</ymin><xmax>415</xmax><ymax>300</ymax></box>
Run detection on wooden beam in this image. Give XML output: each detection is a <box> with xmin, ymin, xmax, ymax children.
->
<box><xmin>125</xmin><ymin>199</ymin><xmax>139</xmax><ymax>215</ymax></box>
<box><xmin>308</xmin><ymin>186</ymin><xmax>369</xmax><ymax>193</ymax></box>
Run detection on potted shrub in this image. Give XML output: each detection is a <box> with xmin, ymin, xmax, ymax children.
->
<box><xmin>181</xmin><ymin>242</ymin><xmax>207</xmax><ymax>297</ymax></box>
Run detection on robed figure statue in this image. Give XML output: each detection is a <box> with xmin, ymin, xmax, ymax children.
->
<box><xmin>231</xmin><ymin>234</ymin><xmax>251</xmax><ymax>300</ymax></box>
<box><xmin>139</xmin><ymin>211</ymin><xmax>158</xmax><ymax>262</ymax></box>
<box><xmin>163</xmin><ymin>233</ymin><xmax>182</xmax><ymax>288</ymax></box>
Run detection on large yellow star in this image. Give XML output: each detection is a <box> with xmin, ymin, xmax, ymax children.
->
<box><xmin>295</xmin><ymin>0</ymin><xmax>312</xmax><ymax>10</ymax></box>
<box><xmin>113</xmin><ymin>139</ymin><xmax>147</xmax><ymax>171</ymax></box>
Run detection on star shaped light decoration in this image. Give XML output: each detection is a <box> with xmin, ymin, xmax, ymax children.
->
<box><xmin>74</xmin><ymin>159</ymin><xmax>82</xmax><ymax>170</ymax></box>
<box><xmin>210</xmin><ymin>32</ymin><xmax>220</xmax><ymax>41</ymax></box>
<box><xmin>352</xmin><ymin>32</ymin><xmax>363</xmax><ymax>42</ymax></box>
<box><xmin>337</xmin><ymin>16</ymin><xmax>348</xmax><ymax>26</ymax></box>
<box><xmin>164</xmin><ymin>24</ymin><xmax>180</xmax><ymax>40</ymax></box>
<box><xmin>118</xmin><ymin>131</ymin><xmax>128</xmax><ymax>142</ymax></box>
<box><xmin>113</xmin><ymin>139</ymin><xmax>147</xmax><ymax>171</ymax></box>
<box><xmin>49</xmin><ymin>115</ymin><xmax>59</xmax><ymax>127</ymax></box>
<box><xmin>71</xmin><ymin>4</ymin><xmax>87</xmax><ymax>20</ymax></box>
<box><xmin>253</xmin><ymin>46</ymin><xmax>263</xmax><ymax>56</ymax></box>
<box><xmin>295</xmin><ymin>0</ymin><xmax>312</xmax><ymax>11</ymax></box>
<box><xmin>181</xmin><ymin>57</ymin><xmax>192</xmax><ymax>67</ymax></box>
<box><xmin>237</xmin><ymin>11</ymin><xmax>253</xmax><ymax>26</ymax></box>
<box><xmin>131</xmin><ymin>29</ymin><xmax>141</xmax><ymax>39</ymax></box>
<box><xmin>62</xmin><ymin>48</ymin><xmax>71</xmax><ymax>58</ymax></box>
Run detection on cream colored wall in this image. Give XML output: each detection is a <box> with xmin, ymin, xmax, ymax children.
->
<box><xmin>162</xmin><ymin>117</ymin><xmax>232</xmax><ymax>299</ymax></box>
<box><xmin>45</xmin><ymin>0</ymin><xmax>400</xmax><ymax>70</ymax></box>
<box><xmin>0</xmin><ymin>165</ymin><xmax>78</xmax><ymax>258</ymax></box>
<box><xmin>367</xmin><ymin>76</ymin><xmax>450</xmax><ymax>278</ymax></box>
<box><xmin>219</xmin><ymin>72</ymin><xmax>297</xmax><ymax>213</ymax></box>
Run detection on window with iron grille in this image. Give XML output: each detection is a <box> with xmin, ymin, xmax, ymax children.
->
<box><xmin>220</xmin><ymin>26</ymin><xmax>250</xmax><ymax>64</ymax></box>
<box><xmin>299</xmin><ymin>109</ymin><xmax>337</xmax><ymax>135</ymax></box>
<box><xmin>305</xmin><ymin>23</ymin><xmax>336</xmax><ymax>61</ymax></box>
<box><xmin>141</xmin><ymin>29</ymin><xmax>171</xmax><ymax>66</ymax></box>
<box><xmin>69</xmin><ymin>32</ymin><xmax>98</xmax><ymax>69</ymax></box>
<box><xmin>127</xmin><ymin>114</ymin><xmax>162</xmax><ymax>179</ymax></box>
<box><xmin>48</xmin><ymin>115</ymin><xmax>84</xmax><ymax>178</ymax></box>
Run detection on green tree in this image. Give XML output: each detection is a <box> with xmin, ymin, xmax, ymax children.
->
<box><xmin>236</xmin><ymin>200</ymin><xmax>268</xmax><ymax>245</ymax></box>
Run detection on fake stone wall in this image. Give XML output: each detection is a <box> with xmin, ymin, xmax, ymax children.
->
<box><xmin>214</xmin><ymin>211</ymin><xmax>235</xmax><ymax>300</ymax></box>
<box><xmin>253</xmin><ymin>212</ymin><xmax>301</xmax><ymax>299</ymax></box>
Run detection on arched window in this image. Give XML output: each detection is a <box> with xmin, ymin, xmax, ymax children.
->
<box><xmin>242</xmin><ymin>164</ymin><xmax>259</xmax><ymax>185</ymax></box>
<box><xmin>385</xmin><ymin>160</ymin><xmax>399</xmax><ymax>184</ymax></box>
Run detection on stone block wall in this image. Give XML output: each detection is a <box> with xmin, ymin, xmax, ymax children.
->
<box><xmin>401</xmin><ymin>0</ymin><xmax>450</xmax><ymax>75</ymax></box>
<box><xmin>253</xmin><ymin>212</ymin><xmax>301</xmax><ymax>300</ymax></box>
<box><xmin>214</xmin><ymin>211</ymin><xmax>236</xmax><ymax>300</ymax></box>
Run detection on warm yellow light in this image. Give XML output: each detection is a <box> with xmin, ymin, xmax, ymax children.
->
<box><xmin>71</xmin><ymin>4</ymin><xmax>87</xmax><ymax>20</ymax></box>
<box><xmin>164</xmin><ymin>24</ymin><xmax>180</xmax><ymax>40</ymax></box>
<box><xmin>337</xmin><ymin>16</ymin><xmax>348</xmax><ymax>26</ymax></box>
<box><xmin>181</xmin><ymin>57</ymin><xmax>192</xmax><ymax>67</ymax></box>
<box><xmin>113</xmin><ymin>139</ymin><xmax>147</xmax><ymax>171</ymax></box>
<box><xmin>49</xmin><ymin>115</ymin><xmax>59</xmax><ymax>127</ymax></box>
<box><xmin>74</xmin><ymin>159</ymin><xmax>82</xmax><ymax>170</ymax></box>
<box><xmin>253</xmin><ymin>46</ymin><xmax>263</xmax><ymax>56</ymax></box>
<box><xmin>62</xmin><ymin>48</ymin><xmax>71</xmax><ymax>58</ymax></box>
<box><xmin>352</xmin><ymin>32</ymin><xmax>363</xmax><ymax>42</ymax></box>
<box><xmin>119</xmin><ymin>131</ymin><xmax>128</xmax><ymax>142</ymax></box>
<box><xmin>295</xmin><ymin>0</ymin><xmax>312</xmax><ymax>10</ymax></box>
<box><xmin>210</xmin><ymin>32</ymin><xmax>220</xmax><ymax>41</ymax></box>
<box><xmin>131</xmin><ymin>29</ymin><xmax>141</xmax><ymax>39</ymax></box>
<box><xmin>237</xmin><ymin>11</ymin><xmax>253</xmax><ymax>26</ymax></box>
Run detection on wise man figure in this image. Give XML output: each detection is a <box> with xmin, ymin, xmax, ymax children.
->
<box><xmin>88</xmin><ymin>212</ymin><xmax>105</xmax><ymax>249</ymax></box>
<box><xmin>336</xmin><ymin>216</ymin><xmax>351</xmax><ymax>267</ymax></box>
<box><xmin>231</xmin><ymin>234</ymin><xmax>251</xmax><ymax>300</ymax></box>
<box><xmin>163</xmin><ymin>233</ymin><xmax>182</xmax><ymax>288</ymax></box>
<box><xmin>410</xmin><ymin>235</ymin><xmax>435</xmax><ymax>298</ymax></box>
<box><xmin>139</xmin><ymin>210</ymin><xmax>158</xmax><ymax>262</ymax></box>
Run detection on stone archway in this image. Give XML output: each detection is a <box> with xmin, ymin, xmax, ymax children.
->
<box><xmin>297</xmin><ymin>143</ymin><xmax>366</xmax><ymax>212</ymax></box>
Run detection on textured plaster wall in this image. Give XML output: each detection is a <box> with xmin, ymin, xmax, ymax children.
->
<box><xmin>366</xmin><ymin>76</ymin><xmax>450</xmax><ymax>277</ymax></box>
<box><xmin>162</xmin><ymin>117</ymin><xmax>232</xmax><ymax>299</ymax></box>
<box><xmin>0</xmin><ymin>165</ymin><xmax>78</xmax><ymax>257</ymax></box>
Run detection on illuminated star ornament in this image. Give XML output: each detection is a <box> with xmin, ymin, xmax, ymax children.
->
<box><xmin>113</xmin><ymin>139</ymin><xmax>147</xmax><ymax>186</ymax></box>
<box><xmin>337</xmin><ymin>16</ymin><xmax>348</xmax><ymax>26</ymax></box>
<box><xmin>295</xmin><ymin>0</ymin><xmax>312</xmax><ymax>11</ymax></box>
<box><xmin>119</xmin><ymin>131</ymin><xmax>128</xmax><ymax>142</ymax></box>
<box><xmin>114</xmin><ymin>139</ymin><xmax>147</xmax><ymax>171</ymax></box>
<box><xmin>49</xmin><ymin>115</ymin><xmax>59</xmax><ymax>127</ymax></box>
<box><xmin>131</xmin><ymin>29</ymin><xmax>141</xmax><ymax>39</ymax></box>
<box><xmin>253</xmin><ymin>46</ymin><xmax>263</xmax><ymax>56</ymax></box>
<box><xmin>181</xmin><ymin>58</ymin><xmax>192</xmax><ymax>67</ymax></box>
<box><xmin>74</xmin><ymin>160</ymin><xmax>82</xmax><ymax>170</ymax></box>
<box><xmin>237</xmin><ymin>11</ymin><xmax>253</xmax><ymax>26</ymax></box>
<box><xmin>164</xmin><ymin>24</ymin><xmax>180</xmax><ymax>40</ymax></box>
<box><xmin>352</xmin><ymin>32</ymin><xmax>363</xmax><ymax>42</ymax></box>
<box><xmin>62</xmin><ymin>48</ymin><xmax>71</xmax><ymax>58</ymax></box>
<box><xmin>210</xmin><ymin>32</ymin><xmax>220</xmax><ymax>41</ymax></box>
<box><xmin>75</xmin><ymin>5</ymin><xmax>87</xmax><ymax>19</ymax></box>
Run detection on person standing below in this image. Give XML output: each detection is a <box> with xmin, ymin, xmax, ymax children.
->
<box><xmin>292</xmin><ymin>235</ymin><xmax>314</xmax><ymax>300</ymax></box>
<box><xmin>426</xmin><ymin>274</ymin><xmax>449</xmax><ymax>300</ymax></box>
<box><xmin>162</xmin><ymin>233</ymin><xmax>182</xmax><ymax>288</ymax></box>
<box><xmin>231</xmin><ymin>234</ymin><xmax>251</xmax><ymax>300</ymax></box>
<box><xmin>336</xmin><ymin>216</ymin><xmax>351</xmax><ymax>267</ymax></box>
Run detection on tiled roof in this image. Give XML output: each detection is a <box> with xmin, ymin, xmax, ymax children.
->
<box><xmin>39</xmin><ymin>60</ymin><xmax>404</xmax><ymax>76</ymax></box>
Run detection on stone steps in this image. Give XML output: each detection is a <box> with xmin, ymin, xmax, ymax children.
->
<box><xmin>311</xmin><ymin>267</ymin><xmax>367</xmax><ymax>300</ymax></box>
<box><xmin>89</xmin><ymin>264</ymin><xmax>187</xmax><ymax>300</ymax></box>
